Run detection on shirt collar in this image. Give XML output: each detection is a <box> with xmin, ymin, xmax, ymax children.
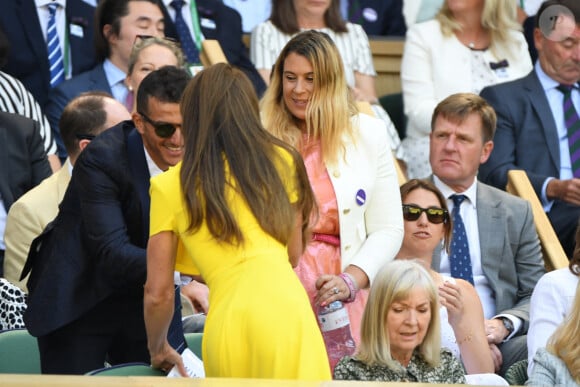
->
<box><xmin>102</xmin><ymin>59</ymin><xmax>127</xmax><ymax>88</ymax></box>
<box><xmin>433</xmin><ymin>175</ymin><xmax>478</xmax><ymax>209</ymax></box>
<box><xmin>163</xmin><ymin>0</ymin><xmax>190</xmax><ymax>7</ymax></box>
<box><xmin>536</xmin><ymin>60</ymin><xmax>566</xmax><ymax>93</ymax></box>
<box><xmin>36</xmin><ymin>0</ymin><xmax>66</xmax><ymax>8</ymax></box>
<box><xmin>143</xmin><ymin>145</ymin><xmax>164</xmax><ymax>178</ymax></box>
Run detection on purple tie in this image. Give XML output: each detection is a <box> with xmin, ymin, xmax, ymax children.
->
<box><xmin>557</xmin><ymin>84</ymin><xmax>580</xmax><ymax>178</ymax></box>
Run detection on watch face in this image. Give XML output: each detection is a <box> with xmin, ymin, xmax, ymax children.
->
<box><xmin>502</xmin><ymin>318</ymin><xmax>514</xmax><ymax>333</ymax></box>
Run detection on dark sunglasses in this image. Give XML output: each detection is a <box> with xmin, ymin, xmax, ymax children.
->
<box><xmin>402</xmin><ymin>204</ymin><xmax>449</xmax><ymax>224</ymax></box>
<box><xmin>138</xmin><ymin>111</ymin><xmax>180</xmax><ymax>138</ymax></box>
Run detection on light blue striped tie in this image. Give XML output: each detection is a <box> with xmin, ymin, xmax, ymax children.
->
<box><xmin>47</xmin><ymin>2</ymin><xmax>65</xmax><ymax>87</ymax></box>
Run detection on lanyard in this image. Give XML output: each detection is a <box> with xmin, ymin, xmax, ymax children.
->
<box><xmin>188</xmin><ymin>0</ymin><xmax>203</xmax><ymax>50</ymax></box>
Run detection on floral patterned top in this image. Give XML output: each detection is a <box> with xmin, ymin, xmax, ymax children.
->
<box><xmin>334</xmin><ymin>349</ymin><xmax>466</xmax><ymax>383</ymax></box>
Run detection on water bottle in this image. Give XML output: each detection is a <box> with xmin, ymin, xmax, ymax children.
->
<box><xmin>317</xmin><ymin>300</ymin><xmax>356</xmax><ymax>371</ymax></box>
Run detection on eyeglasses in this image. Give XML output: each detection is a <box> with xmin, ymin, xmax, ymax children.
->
<box><xmin>138</xmin><ymin>111</ymin><xmax>180</xmax><ymax>138</ymax></box>
<box><xmin>75</xmin><ymin>133</ymin><xmax>95</xmax><ymax>141</ymax></box>
<box><xmin>402</xmin><ymin>204</ymin><xmax>448</xmax><ymax>224</ymax></box>
<box><xmin>133</xmin><ymin>34</ymin><xmax>178</xmax><ymax>46</ymax></box>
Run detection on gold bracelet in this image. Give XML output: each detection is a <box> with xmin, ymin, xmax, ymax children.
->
<box><xmin>455</xmin><ymin>331</ymin><xmax>473</xmax><ymax>345</ymax></box>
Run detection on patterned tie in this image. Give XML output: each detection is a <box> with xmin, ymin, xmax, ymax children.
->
<box><xmin>449</xmin><ymin>194</ymin><xmax>474</xmax><ymax>285</ymax></box>
<box><xmin>556</xmin><ymin>84</ymin><xmax>580</xmax><ymax>178</ymax></box>
<box><xmin>47</xmin><ymin>2</ymin><xmax>65</xmax><ymax>87</ymax></box>
<box><xmin>170</xmin><ymin>0</ymin><xmax>200</xmax><ymax>64</ymax></box>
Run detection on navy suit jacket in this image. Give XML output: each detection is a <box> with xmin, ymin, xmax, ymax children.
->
<box><xmin>45</xmin><ymin>63</ymin><xmax>110</xmax><ymax>161</ymax></box>
<box><xmin>0</xmin><ymin>0</ymin><xmax>97</xmax><ymax>108</ymax></box>
<box><xmin>479</xmin><ymin>70</ymin><xmax>562</xmax><ymax>198</ymax></box>
<box><xmin>349</xmin><ymin>0</ymin><xmax>406</xmax><ymax>36</ymax></box>
<box><xmin>0</xmin><ymin>111</ymin><xmax>51</xmax><ymax>211</ymax></box>
<box><xmin>23</xmin><ymin>121</ymin><xmax>151</xmax><ymax>337</ymax></box>
<box><xmin>162</xmin><ymin>0</ymin><xmax>266</xmax><ymax>96</ymax></box>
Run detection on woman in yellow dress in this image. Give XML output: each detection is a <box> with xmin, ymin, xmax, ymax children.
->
<box><xmin>144</xmin><ymin>63</ymin><xmax>331</xmax><ymax>380</ymax></box>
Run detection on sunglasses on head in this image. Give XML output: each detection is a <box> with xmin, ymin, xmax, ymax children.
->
<box><xmin>138</xmin><ymin>111</ymin><xmax>179</xmax><ymax>138</ymax></box>
<box><xmin>402</xmin><ymin>204</ymin><xmax>449</xmax><ymax>224</ymax></box>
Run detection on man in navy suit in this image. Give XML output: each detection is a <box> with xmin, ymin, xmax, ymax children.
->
<box><xmin>45</xmin><ymin>0</ymin><xmax>165</xmax><ymax>162</ymax></box>
<box><xmin>342</xmin><ymin>0</ymin><xmax>406</xmax><ymax>36</ymax></box>
<box><xmin>0</xmin><ymin>0</ymin><xmax>97</xmax><ymax>108</ymax></box>
<box><xmin>161</xmin><ymin>0</ymin><xmax>266</xmax><ymax>96</ymax></box>
<box><xmin>0</xmin><ymin>112</ymin><xmax>51</xmax><ymax>276</ymax></box>
<box><xmin>479</xmin><ymin>0</ymin><xmax>580</xmax><ymax>258</ymax></box>
<box><xmin>23</xmin><ymin>67</ymin><xmax>191</xmax><ymax>375</ymax></box>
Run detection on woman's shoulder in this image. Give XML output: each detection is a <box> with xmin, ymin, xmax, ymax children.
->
<box><xmin>151</xmin><ymin>163</ymin><xmax>182</xmax><ymax>192</ymax></box>
<box><xmin>407</xmin><ymin>19</ymin><xmax>442</xmax><ymax>37</ymax></box>
<box><xmin>334</xmin><ymin>356</ymin><xmax>395</xmax><ymax>381</ymax></box>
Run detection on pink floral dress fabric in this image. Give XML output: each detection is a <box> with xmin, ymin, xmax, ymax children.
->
<box><xmin>294</xmin><ymin>137</ymin><xmax>368</xmax><ymax>344</ymax></box>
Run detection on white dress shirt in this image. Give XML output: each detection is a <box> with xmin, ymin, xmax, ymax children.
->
<box><xmin>434</xmin><ymin>176</ymin><xmax>522</xmax><ymax>337</ymax></box>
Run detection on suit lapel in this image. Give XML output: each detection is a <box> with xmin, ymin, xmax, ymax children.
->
<box><xmin>524</xmin><ymin>72</ymin><xmax>561</xmax><ymax>170</ymax></box>
<box><xmin>126</xmin><ymin>129</ymin><xmax>151</xmax><ymax>243</ymax></box>
<box><xmin>0</xmin><ymin>125</ymin><xmax>12</xmax><ymax>206</ymax></box>
<box><xmin>17</xmin><ymin>0</ymin><xmax>49</xmax><ymax>72</ymax></box>
<box><xmin>476</xmin><ymin>184</ymin><xmax>504</xmax><ymax>281</ymax></box>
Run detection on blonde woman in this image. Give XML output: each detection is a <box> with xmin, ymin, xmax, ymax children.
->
<box><xmin>334</xmin><ymin>260</ymin><xmax>466</xmax><ymax>383</ymax></box>
<box><xmin>527</xmin><ymin>282</ymin><xmax>580</xmax><ymax>386</ymax></box>
<box><xmin>401</xmin><ymin>0</ymin><xmax>532</xmax><ymax>178</ymax></box>
<box><xmin>261</xmin><ymin>30</ymin><xmax>403</xmax><ymax>346</ymax></box>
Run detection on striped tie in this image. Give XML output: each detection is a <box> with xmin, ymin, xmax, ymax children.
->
<box><xmin>557</xmin><ymin>84</ymin><xmax>580</xmax><ymax>178</ymax></box>
<box><xmin>47</xmin><ymin>2</ymin><xmax>65</xmax><ymax>87</ymax></box>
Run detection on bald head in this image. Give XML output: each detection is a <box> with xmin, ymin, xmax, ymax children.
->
<box><xmin>60</xmin><ymin>92</ymin><xmax>131</xmax><ymax>164</ymax></box>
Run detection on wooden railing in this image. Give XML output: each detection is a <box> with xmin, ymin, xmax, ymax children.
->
<box><xmin>506</xmin><ymin>170</ymin><xmax>569</xmax><ymax>271</ymax></box>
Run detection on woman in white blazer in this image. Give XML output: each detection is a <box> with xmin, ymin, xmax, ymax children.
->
<box><xmin>261</xmin><ymin>31</ymin><xmax>403</xmax><ymax>345</ymax></box>
<box><xmin>401</xmin><ymin>0</ymin><xmax>532</xmax><ymax>179</ymax></box>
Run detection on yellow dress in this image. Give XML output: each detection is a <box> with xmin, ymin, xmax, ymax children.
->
<box><xmin>149</xmin><ymin>149</ymin><xmax>331</xmax><ymax>380</ymax></box>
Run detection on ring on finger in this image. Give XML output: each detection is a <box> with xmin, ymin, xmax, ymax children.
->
<box><xmin>332</xmin><ymin>287</ymin><xmax>339</xmax><ymax>295</ymax></box>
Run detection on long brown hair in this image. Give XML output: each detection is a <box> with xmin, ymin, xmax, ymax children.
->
<box><xmin>270</xmin><ymin>0</ymin><xmax>347</xmax><ymax>34</ymax></box>
<box><xmin>180</xmin><ymin>63</ymin><xmax>315</xmax><ymax>246</ymax></box>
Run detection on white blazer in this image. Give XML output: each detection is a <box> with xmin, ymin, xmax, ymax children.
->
<box><xmin>327</xmin><ymin>113</ymin><xmax>404</xmax><ymax>283</ymax></box>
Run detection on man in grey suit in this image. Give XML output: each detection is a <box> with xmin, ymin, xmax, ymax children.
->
<box><xmin>479</xmin><ymin>0</ymin><xmax>580</xmax><ymax>258</ymax></box>
<box><xmin>429</xmin><ymin>93</ymin><xmax>545</xmax><ymax>376</ymax></box>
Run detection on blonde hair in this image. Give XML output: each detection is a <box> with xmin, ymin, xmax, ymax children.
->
<box><xmin>127</xmin><ymin>36</ymin><xmax>185</xmax><ymax>76</ymax></box>
<box><xmin>260</xmin><ymin>30</ymin><xmax>358</xmax><ymax>167</ymax></box>
<box><xmin>357</xmin><ymin>260</ymin><xmax>441</xmax><ymax>369</ymax></box>
<box><xmin>547</xmin><ymin>282</ymin><xmax>580</xmax><ymax>383</ymax></box>
<box><xmin>436</xmin><ymin>0</ymin><xmax>521</xmax><ymax>60</ymax></box>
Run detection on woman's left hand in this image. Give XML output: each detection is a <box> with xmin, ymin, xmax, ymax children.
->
<box><xmin>314</xmin><ymin>274</ymin><xmax>348</xmax><ymax>306</ymax></box>
<box><xmin>150</xmin><ymin>341</ymin><xmax>187</xmax><ymax>377</ymax></box>
<box><xmin>439</xmin><ymin>280</ymin><xmax>465</xmax><ymax>326</ymax></box>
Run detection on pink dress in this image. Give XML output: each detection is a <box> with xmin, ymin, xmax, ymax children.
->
<box><xmin>294</xmin><ymin>138</ymin><xmax>368</xmax><ymax>344</ymax></box>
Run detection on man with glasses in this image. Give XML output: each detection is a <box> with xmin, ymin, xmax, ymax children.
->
<box><xmin>428</xmin><ymin>92</ymin><xmax>545</xmax><ymax>377</ymax></box>
<box><xmin>4</xmin><ymin>92</ymin><xmax>130</xmax><ymax>291</ymax></box>
<box><xmin>45</xmin><ymin>0</ymin><xmax>166</xmax><ymax>163</ymax></box>
<box><xmin>23</xmin><ymin>67</ymin><xmax>198</xmax><ymax>375</ymax></box>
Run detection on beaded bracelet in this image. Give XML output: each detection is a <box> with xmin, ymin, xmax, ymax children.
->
<box><xmin>339</xmin><ymin>273</ymin><xmax>358</xmax><ymax>303</ymax></box>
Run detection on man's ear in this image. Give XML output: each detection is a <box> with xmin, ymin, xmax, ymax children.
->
<box><xmin>480</xmin><ymin>140</ymin><xmax>494</xmax><ymax>164</ymax></box>
<box><xmin>133</xmin><ymin>111</ymin><xmax>146</xmax><ymax>135</ymax></box>
<box><xmin>78</xmin><ymin>139</ymin><xmax>92</xmax><ymax>152</ymax></box>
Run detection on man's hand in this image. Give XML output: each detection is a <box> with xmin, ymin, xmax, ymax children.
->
<box><xmin>488</xmin><ymin>343</ymin><xmax>503</xmax><ymax>373</ymax></box>
<box><xmin>546</xmin><ymin>178</ymin><xmax>580</xmax><ymax>205</ymax></box>
<box><xmin>484</xmin><ymin>318</ymin><xmax>509</xmax><ymax>344</ymax></box>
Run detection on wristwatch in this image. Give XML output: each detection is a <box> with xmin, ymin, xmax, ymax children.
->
<box><xmin>499</xmin><ymin>317</ymin><xmax>514</xmax><ymax>335</ymax></box>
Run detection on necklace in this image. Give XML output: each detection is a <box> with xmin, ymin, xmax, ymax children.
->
<box><xmin>468</xmin><ymin>41</ymin><xmax>476</xmax><ymax>49</ymax></box>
